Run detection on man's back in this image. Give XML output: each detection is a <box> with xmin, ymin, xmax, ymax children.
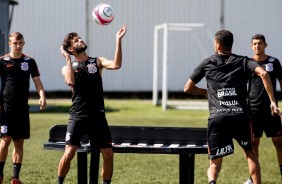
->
<box><xmin>190</xmin><ymin>54</ymin><xmax>256</xmax><ymax>119</ymax></box>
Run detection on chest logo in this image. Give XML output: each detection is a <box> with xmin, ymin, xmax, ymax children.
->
<box><xmin>21</xmin><ymin>62</ymin><xmax>29</xmax><ymax>71</ymax></box>
<box><xmin>6</xmin><ymin>64</ymin><xmax>13</xmax><ymax>68</ymax></box>
<box><xmin>87</xmin><ymin>63</ymin><xmax>97</xmax><ymax>74</ymax></box>
<box><xmin>265</xmin><ymin>63</ymin><xmax>273</xmax><ymax>72</ymax></box>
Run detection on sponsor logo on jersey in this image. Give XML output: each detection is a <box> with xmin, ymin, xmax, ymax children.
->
<box><xmin>21</xmin><ymin>62</ymin><xmax>29</xmax><ymax>71</ymax></box>
<box><xmin>65</xmin><ymin>132</ymin><xmax>71</xmax><ymax>142</ymax></box>
<box><xmin>265</xmin><ymin>63</ymin><xmax>273</xmax><ymax>72</ymax></box>
<box><xmin>217</xmin><ymin>108</ymin><xmax>243</xmax><ymax>113</ymax></box>
<box><xmin>215</xmin><ymin>144</ymin><xmax>233</xmax><ymax>156</ymax></box>
<box><xmin>1</xmin><ymin>125</ymin><xmax>8</xmax><ymax>134</ymax></box>
<box><xmin>217</xmin><ymin>88</ymin><xmax>237</xmax><ymax>98</ymax></box>
<box><xmin>268</xmin><ymin>57</ymin><xmax>275</xmax><ymax>62</ymax></box>
<box><xmin>6</xmin><ymin>64</ymin><xmax>13</xmax><ymax>68</ymax></box>
<box><xmin>219</xmin><ymin>100</ymin><xmax>239</xmax><ymax>106</ymax></box>
<box><xmin>87</xmin><ymin>63</ymin><xmax>97</xmax><ymax>74</ymax></box>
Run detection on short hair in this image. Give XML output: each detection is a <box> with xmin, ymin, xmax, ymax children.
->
<box><xmin>62</xmin><ymin>32</ymin><xmax>79</xmax><ymax>55</ymax></box>
<box><xmin>251</xmin><ymin>34</ymin><xmax>266</xmax><ymax>43</ymax></box>
<box><xmin>215</xmin><ymin>30</ymin><xmax>233</xmax><ymax>52</ymax></box>
<box><xmin>9</xmin><ymin>32</ymin><xmax>24</xmax><ymax>41</ymax></box>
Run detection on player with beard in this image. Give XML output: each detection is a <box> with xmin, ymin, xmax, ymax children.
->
<box><xmin>183</xmin><ymin>30</ymin><xmax>281</xmax><ymax>184</ymax></box>
<box><xmin>244</xmin><ymin>34</ymin><xmax>282</xmax><ymax>184</ymax></box>
<box><xmin>57</xmin><ymin>24</ymin><xmax>127</xmax><ymax>184</ymax></box>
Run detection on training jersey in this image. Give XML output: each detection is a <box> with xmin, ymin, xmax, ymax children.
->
<box><xmin>69</xmin><ymin>57</ymin><xmax>105</xmax><ymax>117</ymax></box>
<box><xmin>0</xmin><ymin>54</ymin><xmax>40</xmax><ymax>107</ymax></box>
<box><xmin>248</xmin><ymin>56</ymin><xmax>282</xmax><ymax>111</ymax></box>
<box><xmin>190</xmin><ymin>54</ymin><xmax>259</xmax><ymax>119</ymax></box>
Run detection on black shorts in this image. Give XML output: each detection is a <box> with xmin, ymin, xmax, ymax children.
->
<box><xmin>0</xmin><ymin>105</ymin><xmax>30</xmax><ymax>140</ymax></box>
<box><xmin>66</xmin><ymin>112</ymin><xmax>112</xmax><ymax>150</ymax></box>
<box><xmin>251</xmin><ymin>110</ymin><xmax>282</xmax><ymax>138</ymax></box>
<box><xmin>207</xmin><ymin>115</ymin><xmax>253</xmax><ymax>159</ymax></box>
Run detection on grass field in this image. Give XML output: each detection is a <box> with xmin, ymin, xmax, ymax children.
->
<box><xmin>1</xmin><ymin>99</ymin><xmax>281</xmax><ymax>184</ymax></box>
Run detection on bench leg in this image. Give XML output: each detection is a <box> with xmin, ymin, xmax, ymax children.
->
<box><xmin>77</xmin><ymin>152</ymin><xmax>88</xmax><ymax>184</ymax></box>
<box><xmin>89</xmin><ymin>151</ymin><xmax>100</xmax><ymax>184</ymax></box>
<box><xmin>179</xmin><ymin>154</ymin><xmax>195</xmax><ymax>184</ymax></box>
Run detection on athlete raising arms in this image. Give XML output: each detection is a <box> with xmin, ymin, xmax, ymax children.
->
<box><xmin>184</xmin><ymin>30</ymin><xmax>280</xmax><ymax>184</ymax></box>
<box><xmin>57</xmin><ymin>24</ymin><xmax>127</xmax><ymax>184</ymax></box>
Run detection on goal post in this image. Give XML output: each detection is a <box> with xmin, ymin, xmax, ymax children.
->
<box><xmin>152</xmin><ymin>23</ymin><xmax>212</xmax><ymax>110</ymax></box>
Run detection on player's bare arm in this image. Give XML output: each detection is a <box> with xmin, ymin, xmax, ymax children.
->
<box><xmin>184</xmin><ymin>79</ymin><xmax>208</xmax><ymax>98</ymax></box>
<box><xmin>60</xmin><ymin>45</ymin><xmax>75</xmax><ymax>86</ymax></box>
<box><xmin>33</xmin><ymin>76</ymin><xmax>47</xmax><ymax>110</ymax></box>
<box><xmin>97</xmin><ymin>24</ymin><xmax>127</xmax><ymax>71</ymax></box>
<box><xmin>255</xmin><ymin>66</ymin><xmax>281</xmax><ymax>115</ymax></box>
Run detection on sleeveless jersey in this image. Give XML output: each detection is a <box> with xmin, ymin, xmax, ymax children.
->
<box><xmin>0</xmin><ymin>54</ymin><xmax>40</xmax><ymax>107</ymax></box>
<box><xmin>248</xmin><ymin>56</ymin><xmax>282</xmax><ymax>111</ymax></box>
<box><xmin>69</xmin><ymin>57</ymin><xmax>105</xmax><ymax>117</ymax></box>
<box><xmin>190</xmin><ymin>54</ymin><xmax>259</xmax><ymax>119</ymax></box>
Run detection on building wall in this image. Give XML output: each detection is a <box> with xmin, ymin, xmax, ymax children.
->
<box><xmin>9</xmin><ymin>0</ymin><xmax>87</xmax><ymax>91</ymax></box>
<box><xmin>9</xmin><ymin>0</ymin><xmax>282</xmax><ymax>92</ymax></box>
<box><xmin>0</xmin><ymin>0</ymin><xmax>9</xmax><ymax>55</ymax></box>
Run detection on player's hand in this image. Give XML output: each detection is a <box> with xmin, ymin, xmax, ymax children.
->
<box><xmin>39</xmin><ymin>98</ymin><xmax>47</xmax><ymax>110</ymax></box>
<box><xmin>116</xmin><ymin>23</ymin><xmax>127</xmax><ymax>41</ymax></box>
<box><xmin>60</xmin><ymin>45</ymin><xmax>71</xmax><ymax>61</ymax></box>
<box><xmin>270</xmin><ymin>102</ymin><xmax>282</xmax><ymax>117</ymax></box>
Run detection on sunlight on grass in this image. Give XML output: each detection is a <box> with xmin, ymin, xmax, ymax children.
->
<box><xmin>1</xmin><ymin>99</ymin><xmax>279</xmax><ymax>183</ymax></box>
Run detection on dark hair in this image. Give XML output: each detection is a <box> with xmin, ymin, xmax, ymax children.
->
<box><xmin>62</xmin><ymin>32</ymin><xmax>79</xmax><ymax>55</ymax></box>
<box><xmin>9</xmin><ymin>32</ymin><xmax>24</xmax><ymax>41</ymax></box>
<box><xmin>215</xmin><ymin>30</ymin><xmax>233</xmax><ymax>52</ymax></box>
<box><xmin>252</xmin><ymin>34</ymin><xmax>266</xmax><ymax>43</ymax></box>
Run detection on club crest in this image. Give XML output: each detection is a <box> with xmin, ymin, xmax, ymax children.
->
<box><xmin>87</xmin><ymin>63</ymin><xmax>97</xmax><ymax>74</ymax></box>
<box><xmin>265</xmin><ymin>63</ymin><xmax>273</xmax><ymax>72</ymax></box>
<box><xmin>21</xmin><ymin>62</ymin><xmax>29</xmax><ymax>71</ymax></box>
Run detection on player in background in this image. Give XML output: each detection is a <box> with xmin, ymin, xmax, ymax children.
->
<box><xmin>244</xmin><ymin>34</ymin><xmax>282</xmax><ymax>184</ymax></box>
<box><xmin>0</xmin><ymin>32</ymin><xmax>47</xmax><ymax>184</ymax></box>
<box><xmin>57</xmin><ymin>24</ymin><xmax>127</xmax><ymax>184</ymax></box>
<box><xmin>184</xmin><ymin>30</ymin><xmax>281</xmax><ymax>184</ymax></box>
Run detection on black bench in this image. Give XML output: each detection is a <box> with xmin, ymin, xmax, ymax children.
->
<box><xmin>43</xmin><ymin>125</ymin><xmax>207</xmax><ymax>184</ymax></box>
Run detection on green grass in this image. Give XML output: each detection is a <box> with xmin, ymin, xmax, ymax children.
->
<box><xmin>1</xmin><ymin>99</ymin><xmax>281</xmax><ymax>183</ymax></box>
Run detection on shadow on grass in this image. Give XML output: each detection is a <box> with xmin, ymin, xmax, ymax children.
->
<box><xmin>29</xmin><ymin>104</ymin><xmax>119</xmax><ymax>113</ymax></box>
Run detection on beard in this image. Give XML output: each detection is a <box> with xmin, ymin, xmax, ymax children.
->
<box><xmin>74</xmin><ymin>45</ymin><xmax>87</xmax><ymax>54</ymax></box>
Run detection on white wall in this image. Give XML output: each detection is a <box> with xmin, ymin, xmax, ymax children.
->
<box><xmin>10</xmin><ymin>0</ymin><xmax>87</xmax><ymax>91</ymax></box>
<box><xmin>9</xmin><ymin>0</ymin><xmax>282</xmax><ymax>92</ymax></box>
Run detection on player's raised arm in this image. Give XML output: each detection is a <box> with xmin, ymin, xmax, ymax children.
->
<box><xmin>98</xmin><ymin>24</ymin><xmax>127</xmax><ymax>70</ymax></box>
<box><xmin>60</xmin><ymin>45</ymin><xmax>75</xmax><ymax>86</ymax></box>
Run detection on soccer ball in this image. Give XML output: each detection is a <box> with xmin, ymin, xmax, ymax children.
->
<box><xmin>92</xmin><ymin>3</ymin><xmax>114</xmax><ymax>26</ymax></box>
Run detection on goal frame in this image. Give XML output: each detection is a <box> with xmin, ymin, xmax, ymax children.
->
<box><xmin>152</xmin><ymin>23</ymin><xmax>211</xmax><ymax>110</ymax></box>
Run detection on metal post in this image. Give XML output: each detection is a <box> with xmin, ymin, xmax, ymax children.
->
<box><xmin>152</xmin><ymin>26</ymin><xmax>159</xmax><ymax>105</ymax></box>
<box><xmin>77</xmin><ymin>152</ymin><xmax>88</xmax><ymax>184</ymax></box>
<box><xmin>179</xmin><ymin>154</ymin><xmax>195</xmax><ymax>184</ymax></box>
<box><xmin>162</xmin><ymin>24</ymin><xmax>168</xmax><ymax>111</ymax></box>
<box><xmin>89</xmin><ymin>151</ymin><xmax>100</xmax><ymax>184</ymax></box>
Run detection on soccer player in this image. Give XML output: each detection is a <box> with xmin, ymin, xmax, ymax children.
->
<box><xmin>244</xmin><ymin>34</ymin><xmax>282</xmax><ymax>184</ymax></box>
<box><xmin>57</xmin><ymin>24</ymin><xmax>127</xmax><ymax>184</ymax></box>
<box><xmin>0</xmin><ymin>32</ymin><xmax>47</xmax><ymax>184</ymax></box>
<box><xmin>183</xmin><ymin>30</ymin><xmax>281</xmax><ymax>184</ymax></box>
